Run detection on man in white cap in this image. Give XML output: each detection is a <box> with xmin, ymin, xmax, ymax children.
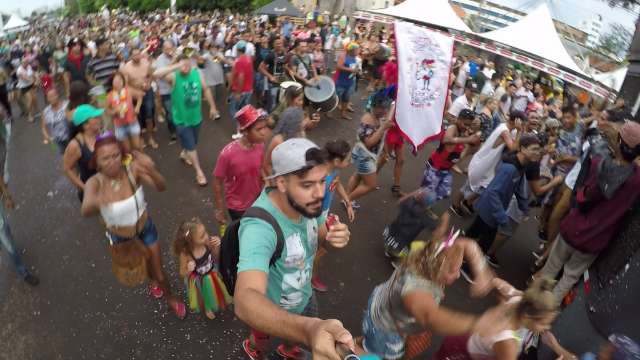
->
<box><xmin>235</xmin><ymin>138</ymin><xmax>354</xmax><ymax>360</ymax></box>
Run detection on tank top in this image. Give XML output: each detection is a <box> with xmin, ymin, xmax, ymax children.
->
<box><xmin>336</xmin><ymin>55</ymin><xmax>356</xmax><ymax>88</ymax></box>
<box><xmin>430</xmin><ymin>142</ymin><xmax>465</xmax><ymax>170</ymax></box>
<box><xmin>76</xmin><ymin>136</ymin><xmax>95</xmax><ymax>183</ymax></box>
<box><xmin>171</xmin><ymin>68</ymin><xmax>202</xmax><ymax>127</ymax></box>
<box><xmin>191</xmin><ymin>247</ymin><xmax>214</xmax><ymax>275</ymax></box>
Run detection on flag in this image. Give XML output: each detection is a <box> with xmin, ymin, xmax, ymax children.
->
<box><xmin>394</xmin><ymin>21</ymin><xmax>454</xmax><ymax>152</ymax></box>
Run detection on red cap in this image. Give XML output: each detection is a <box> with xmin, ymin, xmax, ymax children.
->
<box><xmin>235</xmin><ymin>105</ymin><xmax>263</xmax><ymax>130</ymax></box>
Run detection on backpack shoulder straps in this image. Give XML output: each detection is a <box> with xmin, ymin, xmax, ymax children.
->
<box><xmin>242</xmin><ymin>207</ymin><xmax>285</xmax><ymax>267</ymax></box>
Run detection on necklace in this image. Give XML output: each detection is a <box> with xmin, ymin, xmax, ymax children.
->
<box><xmin>110</xmin><ymin>179</ymin><xmax>122</xmax><ymax>191</ymax></box>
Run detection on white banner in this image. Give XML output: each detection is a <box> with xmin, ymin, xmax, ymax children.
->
<box><xmin>395</xmin><ymin>20</ymin><xmax>454</xmax><ymax>150</ymax></box>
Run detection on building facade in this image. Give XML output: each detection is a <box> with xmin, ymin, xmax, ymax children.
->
<box><xmin>450</xmin><ymin>0</ymin><xmax>525</xmax><ymax>32</ymax></box>
<box><xmin>581</xmin><ymin>15</ymin><xmax>604</xmax><ymax>48</ymax></box>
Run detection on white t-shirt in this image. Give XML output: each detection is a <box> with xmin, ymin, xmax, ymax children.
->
<box><xmin>512</xmin><ymin>87</ymin><xmax>533</xmax><ymax>112</ymax></box>
<box><xmin>467</xmin><ymin>327</ymin><xmax>529</xmax><ymax>357</ymax></box>
<box><xmin>482</xmin><ymin>68</ymin><xmax>495</xmax><ymax>80</ymax></box>
<box><xmin>16</xmin><ymin>65</ymin><xmax>34</xmax><ymax>89</ymax></box>
<box><xmin>232</xmin><ymin>42</ymin><xmax>256</xmax><ymax>58</ymax></box>
<box><xmin>448</xmin><ymin>94</ymin><xmax>472</xmax><ymax>118</ymax></box>
<box><xmin>468</xmin><ymin>123</ymin><xmax>517</xmax><ymax>192</ymax></box>
<box><xmin>455</xmin><ymin>61</ymin><xmax>470</xmax><ymax>88</ymax></box>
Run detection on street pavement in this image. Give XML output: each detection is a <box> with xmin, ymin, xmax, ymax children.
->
<box><xmin>0</xmin><ymin>86</ymin><xmax>601</xmax><ymax>359</ymax></box>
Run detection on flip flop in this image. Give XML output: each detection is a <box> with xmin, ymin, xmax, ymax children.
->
<box><xmin>169</xmin><ymin>299</ymin><xmax>186</xmax><ymax>320</ymax></box>
<box><xmin>149</xmin><ymin>284</ymin><xmax>164</xmax><ymax>299</ymax></box>
<box><xmin>179</xmin><ymin>151</ymin><xmax>193</xmax><ymax>166</ymax></box>
<box><xmin>196</xmin><ymin>174</ymin><xmax>208</xmax><ymax>187</ymax></box>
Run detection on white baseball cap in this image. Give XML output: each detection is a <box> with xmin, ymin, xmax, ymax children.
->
<box><xmin>267</xmin><ymin>138</ymin><xmax>321</xmax><ymax>179</ymax></box>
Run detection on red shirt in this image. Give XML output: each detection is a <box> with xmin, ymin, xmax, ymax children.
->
<box><xmin>213</xmin><ymin>141</ymin><xmax>264</xmax><ymax>211</ymax></box>
<box><xmin>40</xmin><ymin>73</ymin><xmax>54</xmax><ymax>93</ymax></box>
<box><xmin>107</xmin><ymin>88</ymin><xmax>136</xmax><ymax>127</ymax></box>
<box><xmin>231</xmin><ymin>55</ymin><xmax>254</xmax><ymax>93</ymax></box>
<box><xmin>560</xmin><ymin>156</ymin><xmax>640</xmax><ymax>254</ymax></box>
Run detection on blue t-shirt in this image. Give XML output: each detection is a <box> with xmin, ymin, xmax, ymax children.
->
<box><xmin>336</xmin><ymin>56</ymin><xmax>356</xmax><ymax>89</ymax></box>
<box><xmin>469</xmin><ymin>61</ymin><xmax>479</xmax><ymax>77</ymax></box>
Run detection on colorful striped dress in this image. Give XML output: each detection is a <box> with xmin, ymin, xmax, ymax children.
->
<box><xmin>185</xmin><ymin>247</ymin><xmax>232</xmax><ymax>315</ymax></box>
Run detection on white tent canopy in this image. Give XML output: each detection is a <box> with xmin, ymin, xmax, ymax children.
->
<box><xmin>477</xmin><ymin>3</ymin><xmax>588</xmax><ymax>77</ymax></box>
<box><xmin>3</xmin><ymin>14</ymin><xmax>29</xmax><ymax>33</ymax></box>
<box><xmin>594</xmin><ymin>66</ymin><xmax>628</xmax><ymax>92</ymax></box>
<box><xmin>368</xmin><ymin>0</ymin><xmax>472</xmax><ymax>33</ymax></box>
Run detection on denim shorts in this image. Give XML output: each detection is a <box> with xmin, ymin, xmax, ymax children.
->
<box><xmin>137</xmin><ymin>89</ymin><xmax>155</xmax><ymax>123</ymax></box>
<box><xmin>176</xmin><ymin>123</ymin><xmax>201</xmax><ymax>151</ymax></box>
<box><xmin>336</xmin><ymin>83</ymin><xmax>355</xmax><ymax>103</ymax></box>
<box><xmin>106</xmin><ymin>216</ymin><xmax>159</xmax><ymax>247</ymax></box>
<box><xmin>421</xmin><ymin>162</ymin><xmax>453</xmax><ymax>201</ymax></box>
<box><xmin>352</xmin><ymin>145</ymin><xmax>378</xmax><ymax>175</ymax></box>
<box><xmin>362</xmin><ymin>291</ymin><xmax>405</xmax><ymax>360</ymax></box>
<box><xmin>115</xmin><ymin>122</ymin><xmax>141</xmax><ymax>141</ymax></box>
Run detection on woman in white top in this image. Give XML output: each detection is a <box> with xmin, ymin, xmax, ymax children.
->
<box><xmin>80</xmin><ymin>133</ymin><xmax>187</xmax><ymax>319</ymax></box>
<box><xmin>16</xmin><ymin>57</ymin><xmax>36</xmax><ymax>123</ymax></box>
<box><xmin>436</xmin><ymin>277</ymin><xmax>565</xmax><ymax>360</ymax></box>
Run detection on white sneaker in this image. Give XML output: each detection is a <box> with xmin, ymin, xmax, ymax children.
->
<box><xmin>231</xmin><ymin>132</ymin><xmax>243</xmax><ymax>140</ymax></box>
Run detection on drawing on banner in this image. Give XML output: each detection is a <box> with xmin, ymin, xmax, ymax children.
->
<box><xmin>395</xmin><ymin>20</ymin><xmax>454</xmax><ymax>150</ymax></box>
<box><xmin>408</xmin><ymin>36</ymin><xmax>449</xmax><ymax>108</ymax></box>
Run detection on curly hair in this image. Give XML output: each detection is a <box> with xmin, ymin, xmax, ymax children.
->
<box><xmin>514</xmin><ymin>277</ymin><xmax>559</xmax><ymax>319</ymax></box>
<box><xmin>173</xmin><ymin>217</ymin><xmax>203</xmax><ymax>256</ymax></box>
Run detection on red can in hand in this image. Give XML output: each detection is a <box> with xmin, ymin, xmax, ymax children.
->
<box><xmin>326</xmin><ymin>213</ymin><xmax>338</xmax><ymax>228</ymax></box>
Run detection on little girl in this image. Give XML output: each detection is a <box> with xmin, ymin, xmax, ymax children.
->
<box><xmin>106</xmin><ymin>71</ymin><xmax>142</xmax><ymax>152</ymax></box>
<box><xmin>174</xmin><ymin>217</ymin><xmax>232</xmax><ymax>319</ymax></box>
<box><xmin>312</xmin><ymin>139</ymin><xmax>354</xmax><ymax>293</ymax></box>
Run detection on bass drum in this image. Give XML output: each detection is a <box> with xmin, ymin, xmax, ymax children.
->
<box><xmin>279</xmin><ymin>81</ymin><xmax>302</xmax><ymax>103</ymax></box>
<box><xmin>304</xmin><ymin>75</ymin><xmax>338</xmax><ymax>113</ymax></box>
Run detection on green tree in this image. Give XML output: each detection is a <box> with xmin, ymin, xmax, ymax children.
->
<box><xmin>251</xmin><ymin>0</ymin><xmax>272</xmax><ymax>9</ymax></box>
<box><xmin>597</xmin><ymin>23</ymin><xmax>633</xmax><ymax>57</ymax></box>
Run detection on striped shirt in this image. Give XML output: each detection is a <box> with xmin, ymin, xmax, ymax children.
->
<box><xmin>87</xmin><ymin>54</ymin><xmax>120</xmax><ymax>85</ymax></box>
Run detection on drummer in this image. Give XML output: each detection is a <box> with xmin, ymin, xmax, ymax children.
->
<box><xmin>285</xmin><ymin>39</ymin><xmax>319</xmax><ymax>89</ymax></box>
<box><xmin>258</xmin><ymin>37</ymin><xmax>287</xmax><ymax>113</ymax></box>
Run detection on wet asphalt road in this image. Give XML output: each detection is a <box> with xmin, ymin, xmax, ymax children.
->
<box><xmin>0</xmin><ymin>85</ymin><xmax>601</xmax><ymax>359</ymax></box>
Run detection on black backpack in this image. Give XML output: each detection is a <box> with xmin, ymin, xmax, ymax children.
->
<box><xmin>219</xmin><ymin>207</ymin><xmax>285</xmax><ymax>296</ymax></box>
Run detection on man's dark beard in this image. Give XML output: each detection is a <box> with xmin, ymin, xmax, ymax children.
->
<box><xmin>287</xmin><ymin>193</ymin><xmax>323</xmax><ymax>219</ymax></box>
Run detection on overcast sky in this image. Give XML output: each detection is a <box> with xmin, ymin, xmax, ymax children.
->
<box><xmin>489</xmin><ymin>0</ymin><xmax>637</xmax><ymax>31</ymax></box>
<box><xmin>2</xmin><ymin>0</ymin><xmax>638</xmax><ymax>32</ymax></box>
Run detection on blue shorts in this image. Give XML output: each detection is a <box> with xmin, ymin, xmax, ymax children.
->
<box><xmin>176</xmin><ymin>123</ymin><xmax>201</xmax><ymax>151</ymax></box>
<box><xmin>421</xmin><ymin>162</ymin><xmax>453</xmax><ymax>201</ymax></box>
<box><xmin>351</xmin><ymin>145</ymin><xmax>378</xmax><ymax>175</ymax></box>
<box><xmin>362</xmin><ymin>290</ymin><xmax>405</xmax><ymax>360</ymax></box>
<box><xmin>336</xmin><ymin>83</ymin><xmax>355</xmax><ymax>103</ymax></box>
<box><xmin>115</xmin><ymin>122</ymin><xmax>141</xmax><ymax>141</ymax></box>
<box><xmin>106</xmin><ymin>216</ymin><xmax>159</xmax><ymax>247</ymax></box>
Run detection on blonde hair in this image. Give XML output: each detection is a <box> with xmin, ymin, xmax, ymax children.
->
<box><xmin>173</xmin><ymin>217</ymin><xmax>203</xmax><ymax>256</ymax></box>
<box><xmin>402</xmin><ymin>215</ymin><xmax>460</xmax><ymax>281</ymax></box>
<box><xmin>515</xmin><ymin>277</ymin><xmax>559</xmax><ymax>319</ymax></box>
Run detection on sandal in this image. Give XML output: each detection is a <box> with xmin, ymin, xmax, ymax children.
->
<box><xmin>148</xmin><ymin>138</ymin><xmax>159</xmax><ymax>149</ymax></box>
<box><xmin>196</xmin><ymin>174</ymin><xmax>208</xmax><ymax>187</ymax></box>
<box><xmin>169</xmin><ymin>299</ymin><xmax>186</xmax><ymax>320</ymax></box>
<box><xmin>276</xmin><ymin>344</ymin><xmax>306</xmax><ymax>360</ymax></box>
<box><xmin>391</xmin><ymin>185</ymin><xmax>402</xmax><ymax>198</ymax></box>
<box><xmin>149</xmin><ymin>284</ymin><xmax>164</xmax><ymax>299</ymax></box>
<box><xmin>179</xmin><ymin>151</ymin><xmax>193</xmax><ymax>166</ymax></box>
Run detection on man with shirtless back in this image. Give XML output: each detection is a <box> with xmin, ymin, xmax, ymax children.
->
<box><xmin>121</xmin><ymin>47</ymin><xmax>158</xmax><ymax>149</ymax></box>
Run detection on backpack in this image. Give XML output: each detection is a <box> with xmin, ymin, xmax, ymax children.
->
<box><xmin>219</xmin><ymin>207</ymin><xmax>285</xmax><ymax>296</ymax></box>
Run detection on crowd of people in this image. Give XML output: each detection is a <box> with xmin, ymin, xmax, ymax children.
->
<box><xmin>0</xmin><ymin>6</ymin><xmax>639</xmax><ymax>360</ymax></box>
